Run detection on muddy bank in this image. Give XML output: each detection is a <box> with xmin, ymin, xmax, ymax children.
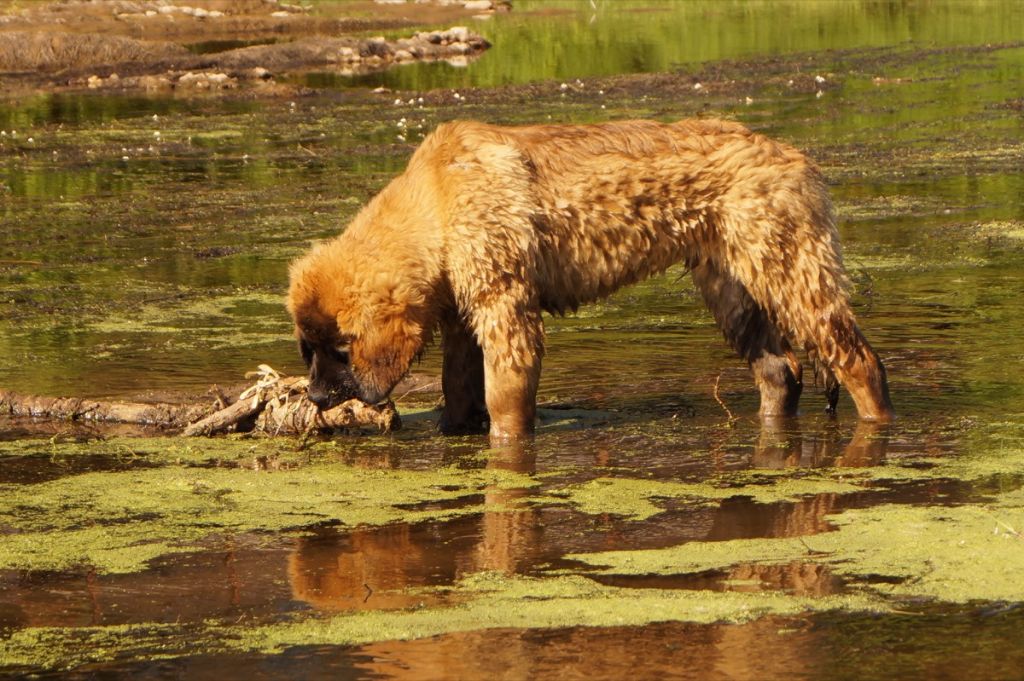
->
<box><xmin>0</xmin><ymin>0</ymin><xmax>507</xmax><ymax>38</ymax></box>
<box><xmin>0</xmin><ymin>0</ymin><xmax>498</xmax><ymax>94</ymax></box>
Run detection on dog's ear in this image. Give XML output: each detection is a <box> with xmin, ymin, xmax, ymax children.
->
<box><xmin>347</xmin><ymin>289</ymin><xmax>433</xmax><ymax>402</ymax></box>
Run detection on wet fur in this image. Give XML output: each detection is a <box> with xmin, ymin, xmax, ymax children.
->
<box><xmin>288</xmin><ymin>118</ymin><xmax>893</xmax><ymax>439</ymax></box>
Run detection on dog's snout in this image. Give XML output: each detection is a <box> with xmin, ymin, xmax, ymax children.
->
<box><xmin>306</xmin><ymin>384</ymin><xmax>332</xmax><ymax>410</ymax></box>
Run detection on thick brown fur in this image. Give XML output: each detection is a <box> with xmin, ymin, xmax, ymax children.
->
<box><xmin>288</xmin><ymin>118</ymin><xmax>894</xmax><ymax>440</ymax></box>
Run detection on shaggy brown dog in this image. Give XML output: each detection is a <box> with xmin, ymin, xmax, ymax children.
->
<box><xmin>288</xmin><ymin>119</ymin><xmax>893</xmax><ymax>440</ymax></box>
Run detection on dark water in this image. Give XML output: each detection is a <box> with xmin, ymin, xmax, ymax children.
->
<box><xmin>2</xmin><ymin>0</ymin><xmax>1024</xmax><ymax>677</ymax></box>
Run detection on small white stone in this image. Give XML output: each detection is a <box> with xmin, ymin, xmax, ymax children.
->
<box><xmin>815</xmin><ymin>74</ymin><xmax>826</xmax><ymax>84</ymax></box>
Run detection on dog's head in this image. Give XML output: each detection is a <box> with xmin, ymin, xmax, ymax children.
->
<box><xmin>287</xmin><ymin>240</ymin><xmax>430</xmax><ymax>410</ymax></box>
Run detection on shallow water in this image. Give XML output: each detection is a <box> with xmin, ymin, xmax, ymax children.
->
<box><xmin>2</xmin><ymin>0</ymin><xmax>1024</xmax><ymax>677</ymax></box>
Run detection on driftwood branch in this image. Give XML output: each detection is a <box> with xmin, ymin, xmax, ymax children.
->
<box><xmin>0</xmin><ymin>390</ymin><xmax>211</xmax><ymax>428</ymax></box>
<box><xmin>0</xmin><ymin>365</ymin><xmax>400</xmax><ymax>437</ymax></box>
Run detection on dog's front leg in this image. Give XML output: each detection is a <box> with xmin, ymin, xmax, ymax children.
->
<box><xmin>439</xmin><ymin>314</ymin><xmax>488</xmax><ymax>434</ymax></box>
<box><xmin>475</xmin><ymin>306</ymin><xmax>544</xmax><ymax>442</ymax></box>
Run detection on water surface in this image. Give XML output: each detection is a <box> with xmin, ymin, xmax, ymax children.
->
<box><xmin>2</xmin><ymin>1</ymin><xmax>1024</xmax><ymax>677</ymax></box>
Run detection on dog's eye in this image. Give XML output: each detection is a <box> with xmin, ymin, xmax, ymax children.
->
<box><xmin>299</xmin><ymin>339</ymin><xmax>313</xmax><ymax>367</ymax></box>
<box><xmin>328</xmin><ymin>344</ymin><xmax>350</xmax><ymax>365</ymax></box>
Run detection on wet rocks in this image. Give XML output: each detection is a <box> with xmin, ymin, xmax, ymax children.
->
<box><xmin>376</xmin><ymin>0</ymin><xmax>507</xmax><ymax>9</ymax></box>
<box><xmin>78</xmin><ymin>68</ymin><xmax>271</xmax><ymax>92</ymax></box>
<box><xmin>406</xmin><ymin>26</ymin><xmax>489</xmax><ymax>62</ymax></box>
<box><xmin>0</xmin><ymin>0</ymin><xmax>495</xmax><ymax>95</ymax></box>
<box><xmin>212</xmin><ymin>27</ymin><xmax>489</xmax><ymax>74</ymax></box>
<box><xmin>19</xmin><ymin>23</ymin><xmax>489</xmax><ymax>94</ymax></box>
<box><xmin>176</xmin><ymin>71</ymin><xmax>237</xmax><ymax>90</ymax></box>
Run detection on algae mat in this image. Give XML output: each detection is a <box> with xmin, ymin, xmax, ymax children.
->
<box><xmin>2</xmin><ymin>431</ymin><xmax>1023</xmax><ymax>672</ymax></box>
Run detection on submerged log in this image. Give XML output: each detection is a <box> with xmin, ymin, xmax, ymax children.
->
<box><xmin>0</xmin><ymin>365</ymin><xmax>400</xmax><ymax>437</ymax></box>
<box><xmin>0</xmin><ymin>390</ymin><xmax>211</xmax><ymax>428</ymax></box>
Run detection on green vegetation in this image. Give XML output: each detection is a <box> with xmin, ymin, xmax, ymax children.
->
<box><xmin>0</xmin><ymin>572</ymin><xmax>887</xmax><ymax>670</ymax></box>
<box><xmin>0</xmin><ymin>436</ymin><xmax>535</xmax><ymax>573</ymax></box>
<box><xmin>552</xmin><ymin>474</ymin><xmax>868</xmax><ymax>520</ymax></box>
<box><xmin>570</xmin><ymin>489</ymin><xmax>1024</xmax><ymax>603</ymax></box>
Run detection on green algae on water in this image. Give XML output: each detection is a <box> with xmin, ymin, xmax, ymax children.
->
<box><xmin>553</xmin><ymin>474</ymin><xmax>869</xmax><ymax>520</ymax></box>
<box><xmin>807</xmin><ymin>500</ymin><xmax>1024</xmax><ymax>603</ymax></box>
<box><xmin>0</xmin><ymin>622</ymin><xmax>194</xmax><ymax>672</ymax></box>
<box><xmin>858</xmin><ymin>443</ymin><xmax>1024</xmax><ymax>484</ymax></box>
<box><xmin>570</xmin><ymin>489</ymin><xmax>1024</xmax><ymax>604</ymax></box>
<box><xmin>239</xmin><ymin>572</ymin><xmax>885</xmax><ymax>653</ymax></box>
<box><xmin>0</xmin><ymin>572</ymin><xmax>887</xmax><ymax>671</ymax></box>
<box><xmin>0</xmin><ymin>444</ymin><xmax>537</xmax><ymax>574</ymax></box>
<box><xmin>567</xmin><ymin>537</ymin><xmax>810</xmax><ymax>576</ymax></box>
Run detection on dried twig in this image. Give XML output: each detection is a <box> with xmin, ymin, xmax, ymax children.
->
<box><xmin>712</xmin><ymin>373</ymin><xmax>736</xmax><ymax>422</ymax></box>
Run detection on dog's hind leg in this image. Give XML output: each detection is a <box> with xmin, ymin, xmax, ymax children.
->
<box><xmin>810</xmin><ymin>311</ymin><xmax>893</xmax><ymax>421</ymax></box>
<box><xmin>691</xmin><ymin>259</ymin><xmax>803</xmax><ymax>417</ymax></box>
<box><xmin>710</xmin><ymin>158</ymin><xmax>893</xmax><ymax>421</ymax></box>
<box><xmin>438</xmin><ymin>314</ymin><xmax>489</xmax><ymax>434</ymax></box>
<box><xmin>715</xmin><ymin>223</ymin><xmax>893</xmax><ymax>420</ymax></box>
